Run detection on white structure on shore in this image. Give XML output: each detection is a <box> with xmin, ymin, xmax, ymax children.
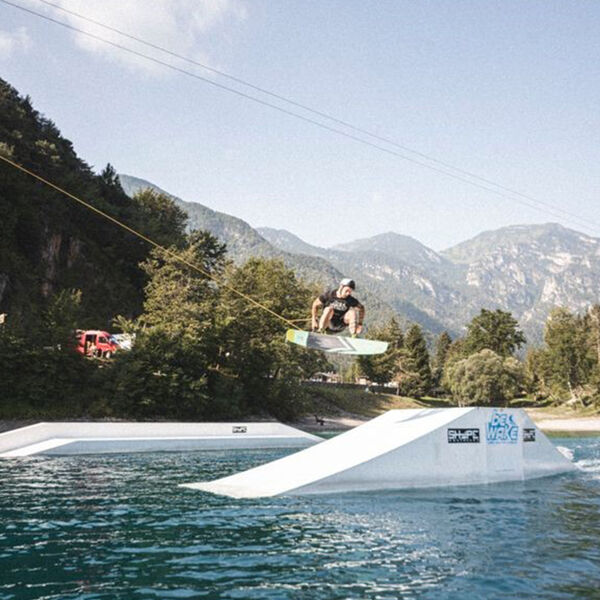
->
<box><xmin>0</xmin><ymin>422</ymin><xmax>321</xmax><ymax>457</ymax></box>
<box><xmin>182</xmin><ymin>408</ymin><xmax>576</xmax><ymax>498</ymax></box>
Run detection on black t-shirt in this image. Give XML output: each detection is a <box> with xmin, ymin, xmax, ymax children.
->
<box><xmin>318</xmin><ymin>289</ymin><xmax>361</xmax><ymax>321</ymax></box>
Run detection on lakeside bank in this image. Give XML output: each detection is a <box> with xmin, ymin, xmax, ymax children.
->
<box><xmin>2</xmin><ymin>413</ymin><xmax>600</xmax><ymax>437</ymax></box>
<box><xmin>292</xmin><ymin>413</ymin><xmax>600</xmax><ymax>434</ymax></box>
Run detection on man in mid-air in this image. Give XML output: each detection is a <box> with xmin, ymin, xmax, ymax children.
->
<box><xmin>311</xmin><ymin>278</ymin><xmax>365</xmax><ymax>336</ymax></box>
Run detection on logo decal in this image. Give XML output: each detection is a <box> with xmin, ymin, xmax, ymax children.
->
<box><xmin>307</xmin><ymin>333</ymin><xmax>358</xmax><ymax>354</ymax></box>
<box><xmin>486</xmin><ymin>411</ymin><xmax>519</xmax><ymax>444</ymax></box>
<box><xmin>447</xmin><ymin>428</ymin><xmax>480</xmax><ymax>443</ymax></box>
<box><xmin>232</xmin><ymin>426</ymin><xmax>247</xmax><ymax>434</ymax></box>
<box><xmin>523</xmin><ymin>428</ymin><xmax>536</xmax><ymax>442</ymax></box>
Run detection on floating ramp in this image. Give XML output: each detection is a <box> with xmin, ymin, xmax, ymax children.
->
<box><xmin>181</xmin><ymin>408</ymin><xmax>576</xmax><ymax>498</ymax></box>
<box><xmin>0</xmin><ymin>422</ymin><xmax>321</xmax><ymax>457</ymax></box>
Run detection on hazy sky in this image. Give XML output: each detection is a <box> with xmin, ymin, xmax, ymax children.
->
<box><xmin>2</xmin><ymin>0</ymin><xmax>600</xmax><ymax>250</ymax></box>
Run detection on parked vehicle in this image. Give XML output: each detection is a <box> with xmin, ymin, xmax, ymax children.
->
<box><xmin>75</xmin><ymin>330</ymin><xmax>119</xmax><ymax>358</ymax></box>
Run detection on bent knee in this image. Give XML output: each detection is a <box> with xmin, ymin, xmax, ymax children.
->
<box><xmin>344</xmin><ymin>310</ymin><xmax>358</xmax><ymax>324</ymax></box>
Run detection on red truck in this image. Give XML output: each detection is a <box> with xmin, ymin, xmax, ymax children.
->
<box><xmin>76</xmin><ymin>330</ymin><xmax>119</xmax><ymax>358</ymax></box>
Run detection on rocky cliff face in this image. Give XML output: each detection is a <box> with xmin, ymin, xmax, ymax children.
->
<box><xmin>442</xmin><ymin>223</ymin><xmax>600</xmax><ymax>342</ymax></box>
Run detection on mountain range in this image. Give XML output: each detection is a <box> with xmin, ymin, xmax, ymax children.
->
<box><xmin>119</xmin><ymin>174</ymin><xmax>600</xmax><ymax>344</ymax></box>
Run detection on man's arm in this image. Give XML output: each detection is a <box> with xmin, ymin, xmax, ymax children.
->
<box><xmin>356</xmin><ymin>302</ymin><xmax>365</xmax><ymax>334</ymax></box>
<box><xmin>311</xmin><ymin>297</ymin><xmax>323</xmax><ymax>331</ymax></box>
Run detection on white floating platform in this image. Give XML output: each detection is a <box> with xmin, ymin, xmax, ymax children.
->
<box><xmin>0</xmin><ymin>422</ymin><xmax>322</xmax><ymax>457</ymax></box>
<box><xmin>181</xmin><ymin>408</ymin><xmax>576</xmax><ymax>498</ymax></box>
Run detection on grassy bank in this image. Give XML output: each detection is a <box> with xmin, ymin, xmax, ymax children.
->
<box><xmin>301</xmin><ymin>384</ymin><xmax>600</xmax><ymax>425</ymax></box>
<box><xmin>2</xmin><ymin>382</ymin><xmax>598</xmax><ymax>434</ymax></box>
<box><xmin>302</xmin><ymin>384</ymin><xmax>453</xmax><ymax>418</ymax></box>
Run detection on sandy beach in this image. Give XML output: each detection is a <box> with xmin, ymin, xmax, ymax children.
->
<box><xmin>529</xmin><ymin>417</ymin><xmax>600</xmax><ymax>433</ymax></box>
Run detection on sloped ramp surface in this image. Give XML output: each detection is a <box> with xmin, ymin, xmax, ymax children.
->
<box><xmin>181</xmin><ymin>408</ymin><xmax>576</xmax><ymax>498</ymax></box>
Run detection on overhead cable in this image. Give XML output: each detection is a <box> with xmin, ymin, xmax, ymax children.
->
<box><xmin>2</xmin><ymin>0</ymin><xmax>599</xmax><ymax>234</ymax></box>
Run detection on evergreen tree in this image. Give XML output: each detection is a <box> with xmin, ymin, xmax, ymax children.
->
<box><xmin>431</xmin><ymin>331</ymin><xmax>452</xmax><ymax>390</ymax></box>
<box><xmin>542</xmin><ymin>308</ymin><xmax>592</xmax><ymax>398</ymax></box>
<box><xmin>463</xmin><ymin>309</ymin><xmax>526</xmax><ymax>357</ymax></box>
<box><xmin>131</xmin><ymin>187</ymin><xmax>188</xmax><ymax>249</ymax></box>
<box><xmin>357</xmin><ymin>317</ymin><xmax>403</xmax><ymax>385</ymax></box>
<box><xmin>215</xmin><ymin>257</ymin><xmax>327</xmax><ymax>419</ymax></box>
<box><xmin>43</xmin><ymin>288</ymin><xmax>82</xmax><ymax>349</ymax></box>
<box><xmin>401</xmin><ymin>324</ymin><xmax>432</xmax><ymax>398</ymax></box>
<box><xmin>523</xmin><ymin>307</ymin><xmax>600</xmax><ymax>405</ymax></box>
<box><xmin>100</xmin><ymin>164</ymin><xmax>126</xmax><ymax>198</ymax></box>
<box><xmin>524</xmin><ymin>346</ymin><xmax>552</xmax><ymax>400</ymax></box>
<box><xmin>585</xmin><ymin>305</ymin><xmax>600</xmax><ymax>371</ymax></box>
<box><xmin>111</xmin><ymin>231</ymin><xmax>228</xmax><ymax>419</ymax></box>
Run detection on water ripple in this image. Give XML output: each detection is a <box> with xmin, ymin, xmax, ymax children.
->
<box><xmin>0</xmin><ymin>439</ymin><xmax>599</xmax><ymax>599</ymax></box>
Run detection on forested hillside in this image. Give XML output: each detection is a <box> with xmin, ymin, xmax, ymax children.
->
<box><xmin>0</xmin><ymin>78</ymin><xmax>165</xmax><ymax>331</ymax></box>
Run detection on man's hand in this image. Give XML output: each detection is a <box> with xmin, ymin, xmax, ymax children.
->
<box><xmin>356</xmin><ymin>323</ymin><xmax>363</xmax><ymax>335</ymax></box>
<box><xmin>311</xmin><ymin>297</ymin><xmax>323</xmax><ymax>332</ymax></box>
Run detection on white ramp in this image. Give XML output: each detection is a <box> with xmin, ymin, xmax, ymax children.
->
<box><xmin>0</xmin><ymin>422</ymin><xmax>321</xmax><ymax>457</ymax></box>
<box><xmin>181</xmin><ymin>408</ymin><xmax>576</xmax><ymax>498</ymax></box>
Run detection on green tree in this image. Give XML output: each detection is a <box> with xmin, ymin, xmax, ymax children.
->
<box><xmin>443</xmin><ymin>348</ymin><xmax>524</xmax><ymax>406</ymax></box>
<box><xmin>541</xmin><ymin>307</ymin><xmax>592</xmax><ymax>399</ymax></box>
<box><xmin>463</xmin><ymin>309</ymin><xmax>526</xmax><ymax>357</ymax></box>
<box><xmin>0</xmin><ymin>78</ymin><xmax>166</xmax><ymax>327</ymax></box>
<box><xmin>140</xmin><ymin>230</ymin><xmax>227</xmax><ymax>332</ymax></box>
<box><xmin>400</xmin><ymin>324</ymin><xmax>432</xmax><ymax>398</ymax></box>
<box><xmin>111</xmin><ymin>231</ymin><xmax>228</xmax><ymax>419</ymax></box>
<box><xmin>132</xmin><ymin>187</ymin><xmax>188</xmax><ymax>249</ymax></box>
<box><xmin>42</xmin><ymin>288</ymin><xmax>82</xmax><ymax>349</ymax></box>
<box><xmin>583</xmin><ymin>306</ymin><xmax>600</xmax><ymax>405</ymax></box>
<box><xmin>585</xmin><ymin>304</ymin><xmax>600</xmax><ymax>374</ymax></box>
<box><xmin>524</xmin><ymin>346</ymin><xmax>552</xmax><ymax>400</ymax></box>
<box><xmin>215</xmin><ymin>257</ymin><xmax>327</xmax><ymax>419</ymax></box>
<box><xmin>0</xmin><ymin>288</ymin><xmax>99</xmax><ymax>418</ymax></box>
<box><xmin>431</xmin><ymin>331</ymin><xmax>452</xmax><ymax>391</ymax></box>
<box><xmin>357</xmin><ymin>317</ymin><xmax>403</xmax><ymax>384</ymax></box>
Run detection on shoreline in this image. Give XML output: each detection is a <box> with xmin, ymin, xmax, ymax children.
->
<box><xmin>529</xmin><ymin>417</ymin><xmax>600</xmax><ymax>433</ymax></box>
<box><xmin>1</xmin><ymin>414</ymin><xmax>599</xmax><ymax>436</ymax></box>
<box><xmin>295</xmin><ymin>414</ymin><xmax>600</xmax><ymax>434</ymax></box>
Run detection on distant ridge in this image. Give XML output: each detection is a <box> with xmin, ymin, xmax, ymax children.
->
<box><xmin>256</xmin><ymin>227</ymin><xmax>325</xmax><ymax>258</ymax></box>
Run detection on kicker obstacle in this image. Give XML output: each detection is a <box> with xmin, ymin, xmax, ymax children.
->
<box><xmin>182</xmin><ymin>408</ymin><xmax>576</xmax><ymax>498</ymax></box>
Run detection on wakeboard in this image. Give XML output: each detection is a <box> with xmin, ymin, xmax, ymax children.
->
<box><xmin>285</xmin><ymin>329</ymin><xmax>388</xmax><ymax>355</ymax></box>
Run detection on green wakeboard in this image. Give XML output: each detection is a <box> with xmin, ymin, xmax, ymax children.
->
<box><xmin>286</xmin><ymin>329</ymin><xmax>388</xmax><ymax>356</ymax></box>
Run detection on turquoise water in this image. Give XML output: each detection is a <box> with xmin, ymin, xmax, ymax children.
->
<box><xmin>1</xmin><ymin>437</ymin><xmax>599</xmax><ymax>599</ymax></box>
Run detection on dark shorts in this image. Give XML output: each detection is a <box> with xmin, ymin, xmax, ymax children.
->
<box><xmin>327</xmin><ymin>314</ymin><xmax>347</xmax><ymax>332</ymax></box>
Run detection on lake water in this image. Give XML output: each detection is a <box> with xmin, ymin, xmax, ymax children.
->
<box><xmin>1</xmin><ymin>436</ymin><xmax>599</xmax><ymax>599</ymax></box>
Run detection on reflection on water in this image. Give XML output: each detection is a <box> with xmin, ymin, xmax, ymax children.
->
<box><xmin>0</xmin><ymin>437</ymin><xmax>599</xmax><ymax>599</ymax></box>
